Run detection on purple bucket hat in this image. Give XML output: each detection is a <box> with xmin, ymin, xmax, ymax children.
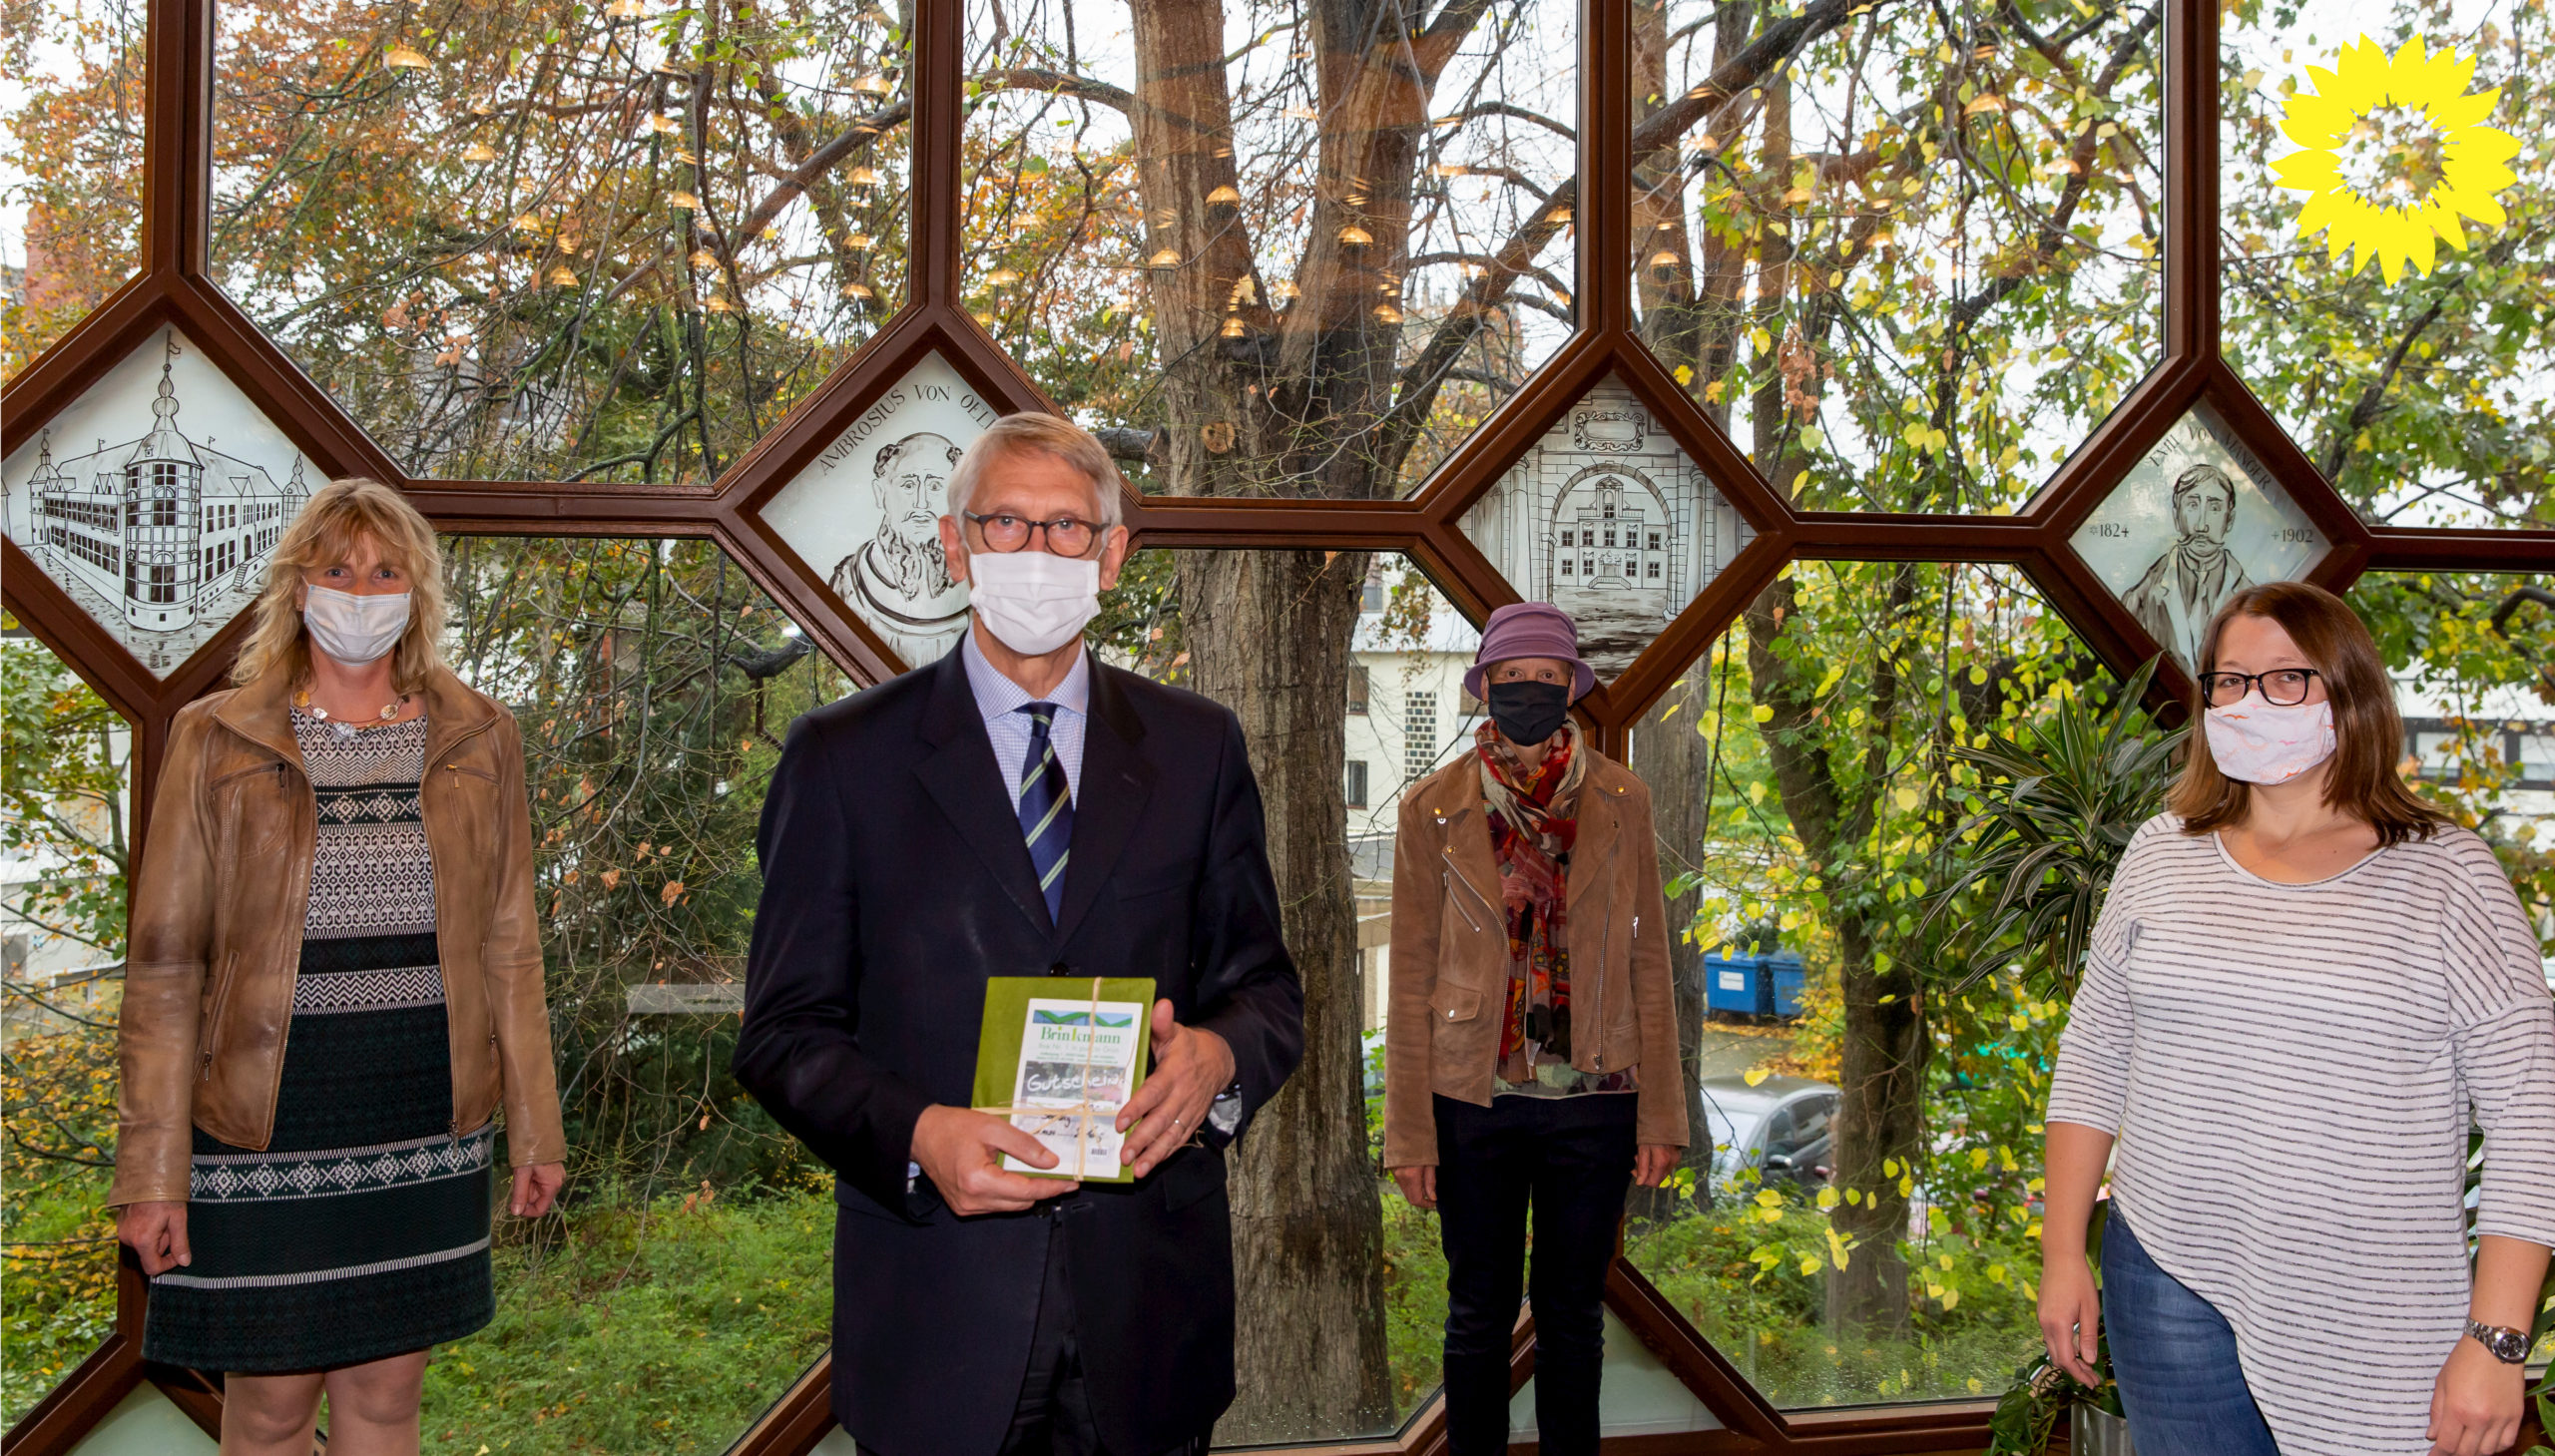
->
<box><xmin>1464</xmin><ymin>602</ymin><xmax>1596</xmax><ymax>703</ymax></box>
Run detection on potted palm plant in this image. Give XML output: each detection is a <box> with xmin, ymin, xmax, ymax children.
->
<box><xmin>1932</xmin><ymin>657</ymin><xmax>2183</xmax><ymax>1455</ymax></box>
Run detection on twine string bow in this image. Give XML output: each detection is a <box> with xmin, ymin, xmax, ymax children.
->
<box><xmin>971</xmin><ymin>976</ymin><xmax>1111</xmax><ymax>1179</ymax></box>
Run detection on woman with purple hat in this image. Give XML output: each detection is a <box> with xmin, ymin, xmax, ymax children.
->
<box><xmin>1381</xmin><ymin>601</ymin><xmax>1688</xmax><ymax>1456</ymax></box>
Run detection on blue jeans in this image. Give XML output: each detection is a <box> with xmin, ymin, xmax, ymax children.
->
<box><xmin>2102</xmin><ymin>1210</ymin><xmax>2282</xmax><ymax>1455</ymax></box>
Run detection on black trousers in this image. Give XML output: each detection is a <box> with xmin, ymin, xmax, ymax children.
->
<box><xmin>860</xmin><ymin>1217</ymin><xmax>1212</xmax><ymax>1456</ymax></box>
<box><xmin>1433</xmin><ymin>1092</ymin><xmax>1638</xmax><ymax>1456</ymax></box>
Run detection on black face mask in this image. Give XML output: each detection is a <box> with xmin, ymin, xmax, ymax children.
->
<box><xmin>1485</xmin><ymin>680</ymin><xmax>1571</xmax><ymax>745</ymax></box>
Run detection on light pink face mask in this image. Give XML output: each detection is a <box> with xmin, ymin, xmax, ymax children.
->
<box><xmin>2203</xmin><ymin>698</ymin><xmax>2336</xmax><ymax>785</ymax></box>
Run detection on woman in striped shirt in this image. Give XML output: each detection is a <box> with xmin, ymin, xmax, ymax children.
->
<box><xmin>2042</xmin><ymin>581</ymin><xmax>2555</xmax><ymax>1456</ymax></box>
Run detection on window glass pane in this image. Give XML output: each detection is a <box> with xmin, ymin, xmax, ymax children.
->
<box><xmin>0</xmin><ymin>623</ymin><xmax>134</xmax><ymax>1427</ymax></box>
<box><xmin>1633</xmin><ymin>0</ymin><xmax>2164</xmax><ymax>514</ymax></box>
<box><xmin>1622</xmin><ymin>563</ymin><xmax>2122</xmax><ymax>1407</ymax></box>
<box><xmin>425</xmin><ymin>539</ymin><xmax>850</xmax><ymax>1451</ymax></box>
<box><xmin>1093</xmin><ymin>548</ymin><xmax>1455</xmax><ymax>1439</ymax></box>
<box><xmin>962</xmin><ymin>0</ymin><xmax>1577</xmax><ymax>499</ymax></box>
<box><xmin>213</xmin><ymin>1</ymin><xmax>911</xmax><ymax>484</ymax></box>
<box><xmin>2222</xmin><ymin>2</ymin><xmax>2553</xmax><ymax>530</ymax></box>
<box><xmin>2350</xmin><ymin>571</ymin><xmax>2554</xmax><ymax>910</ymax></box>
<box><xmin>0</xmin><ymin>0</ymin><xmax>147</xmax><ymax>378</ymax></box>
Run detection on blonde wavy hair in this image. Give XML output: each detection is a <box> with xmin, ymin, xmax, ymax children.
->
<box><xmin>232</xmin><ymin>477</ymin><xmax>448</xmax><ymax>695</ymax></box>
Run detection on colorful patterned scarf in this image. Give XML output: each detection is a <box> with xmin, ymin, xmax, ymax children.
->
<box><xmin>1477</xmin><ymin>718</ymin><xmax>1587</xmax><ymax>1084</ymax></box>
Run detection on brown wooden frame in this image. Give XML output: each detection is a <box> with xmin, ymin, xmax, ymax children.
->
<box><xmin>5</xmin><ymin>0</ymin><xmax>2549</xmax><ymax>1449</ymax></box>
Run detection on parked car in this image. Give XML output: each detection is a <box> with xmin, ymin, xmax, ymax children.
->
<box><xmin>1700</xmin><ymin>1074</ymin><xmax>1839</xmax><ymax>1193</ymax></box>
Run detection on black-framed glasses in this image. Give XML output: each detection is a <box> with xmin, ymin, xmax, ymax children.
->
<box><xmin>963</xmin><ymin>510</ymin><xmax>1104</xmax><ymax>556</ymax></box>
<box><xmin>2199</xmin><ymin>668</ymin><xmax>2321</xmax><ymax>708</ymax></box>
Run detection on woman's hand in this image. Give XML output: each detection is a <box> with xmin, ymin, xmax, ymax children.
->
<box><xmin>509</xmin><ymin>1162</ymin><xmax>566</xmax><ymax>1217</ymax></box>
<box><xmin>1389</xmin><ymin>1165</ymin><xmax>1437</xmax><ymax>1211</ymax></box>
<box><xmin>1634</xmin><ymin>1145</ymin><xmax>1681</xmax><ymax>1188</ymax></box>
<box><xmin>2037</xmin><ymin>1248</ymin><xmax>2102</xmax><ymax>1386</ymax></box>
<box><xmin>2426</xmin><ymin>1336</ymin><xmax>2524</xmax><ymax>1456</ymax></box>
<box><xmin>118</xmin><ymin>1201</ymin><xmax>191</xmax><ymax>1276</ymax></box>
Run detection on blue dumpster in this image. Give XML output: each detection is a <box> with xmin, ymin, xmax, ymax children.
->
<box><xmin>1704</xmin><ymin>949</ymin><xmax>1807</xmax><ymax>1020</ymax></box>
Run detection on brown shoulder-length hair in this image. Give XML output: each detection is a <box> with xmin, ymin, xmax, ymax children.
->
<box><xmin>232</xmin><ymin>477</ymin><xmax>448</xmax><ymax>696</ymax></box>
<box><xmin>2168</xmin><ymin>580</ymin><xmax>2445</xmax><ymax>845</ymax></box>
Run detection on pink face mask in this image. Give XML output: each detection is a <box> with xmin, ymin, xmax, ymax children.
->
<box><xmin>2203</xmin><ymin>698</ymin><xmax>2336</xmax><ymax>785</ymax></box>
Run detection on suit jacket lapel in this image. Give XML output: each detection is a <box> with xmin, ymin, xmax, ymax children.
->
<box><xmin>1052</xmin><ymin>665</ymin><xmax>1153</xmax><ymax>946</ymax></box>
<box><xmin>913</xmin><ymin>648</ymin><xmax>1052</xmax><ymax>934</ymax></box>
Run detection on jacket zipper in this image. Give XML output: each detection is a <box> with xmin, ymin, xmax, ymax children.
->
<box><xmin>1440</xmin><ymin>850</ymin><xmax>1498</xmax><ymax>931</ymax></box>
<box><xmin>1584</xmin><ymin>823</ymin><xmax>1620</xmax><ymax>1072</ymax></box>
<box><xmin>200</xmin><ymin>951</ymin><xmax>240</xmax><ymax>1081</ymax></box>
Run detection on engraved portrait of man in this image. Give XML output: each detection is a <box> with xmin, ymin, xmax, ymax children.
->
<box><xmin>2124</xmin><ymin>462</ymin><xmax>2256</xmax><ymax>667</ymax></box>
<box><xmin>828</xmin><ymin>431</ymin><xmax>968</xmax><ymax>633</ymax></box>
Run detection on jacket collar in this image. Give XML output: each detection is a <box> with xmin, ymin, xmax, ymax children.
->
<box><xmin>1419</xmin><ymin>740</ymin><xmax>1633</xmax><ymax>913</ymax></box>
<box><xmin>214</xmin><ymin>664</ymin><xmax>499</xmax><ymax>770</ymax></box>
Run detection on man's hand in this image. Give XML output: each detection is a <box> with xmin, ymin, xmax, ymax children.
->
<box><xmin>1389</xmin><ymin>1165</ymin><xmax>1437</xmax><ymax>1210</ymax></box>
<box><xmin>912</xmin><ymin>1105</ymin><xmax>1080</xmax><ymax>1215</ymax></box>
<box><xmin>118</xmin><ymin>1201</ymin><xmax>190</xmax><ymax>1276</ymax></box>
<box><xmin>2427</xmin><ymin>1335</ymin><xmax>2524</xmax><ymax>1456</ymax></box>
<box><xmin>511</xmin><ymin>1162</ymin><xmax>566</xmax><ymax>1217</ymax></box>
<box><xmin>1115</xmin><ymin>999</ymin><xmax>1236</xmax><ymax>1180</ymax></box>
<box><xmin>1634</xmin><ymin>1145</ymin><xmax>1681</xmax><ymax>1188</ymax></box>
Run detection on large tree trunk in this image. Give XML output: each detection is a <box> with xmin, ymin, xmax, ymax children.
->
<box><xmin>1629</xmin><ymin>682</ymin><xmax>1715</xmax><ymax>1221</ymax></box>
<box><xmin>1180</xmin><ymin>550</ymin><xmax>1396</xmax><ymax>1442</ymax></box>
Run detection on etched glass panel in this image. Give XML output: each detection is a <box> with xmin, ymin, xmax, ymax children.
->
<box><xmin>758</xmin><ymin>352</ymin><xmax>1003</xmax><ymax>670</ymax></box>
<box><xmin>2069</xmin><ymin>405</ymin><xmax>2329</xmax><ymax>670</ymax></box>
<box><xmin>1459</xmin><ymin>379</ymin><xmax>1756</xmax><ymax>680</ymax></box>
<box><xmin>1</xmin><ymin>327</ymin><xmax>318</xmax><ymax>677</ymax></box>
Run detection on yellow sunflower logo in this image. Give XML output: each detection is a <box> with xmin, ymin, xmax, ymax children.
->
<box><xmin>2271</xmin><ymin>35</ymin><xmax>2521</xmax><ymax>284</ymax></box>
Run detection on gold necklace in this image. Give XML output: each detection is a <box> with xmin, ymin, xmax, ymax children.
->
<box><xmin>294</xmin><ymin>687</ymin><xmax>408</xmax><ymax>727</ymax></box>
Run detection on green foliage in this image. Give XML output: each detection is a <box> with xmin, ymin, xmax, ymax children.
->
<box><xmin>1929</xmin><ymin>655</ymin><xmax>2187</xmax><ymax>999</ymax></box>
<box><xmin>0</xmin><ymin>1005</ymin><xmax>120</xmax><ymax>1430</ymax></box>
<box><xmin>0</xmin><ymin>632</ymin><xmax>131</xmax><ymax>961</ymax></box>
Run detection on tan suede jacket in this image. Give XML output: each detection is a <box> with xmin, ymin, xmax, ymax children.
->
<box><xmin>108</xmin><ymin>666</ymin><xmax>566</xmax><ymax>1208</ymax></box>
<box><xmin>1381</xmin><ymin>746</ymin><xmax>1688</xmax><ymax>1169</ymax></box>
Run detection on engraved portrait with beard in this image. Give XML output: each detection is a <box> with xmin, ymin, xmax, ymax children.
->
<box><xmin>829</xmin><ymin>431</ymin><xmax>969</xmax><ymax>653</ymax></box>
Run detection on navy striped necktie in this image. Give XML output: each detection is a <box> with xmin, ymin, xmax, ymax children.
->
<box><xmin>1016</xmin><ymin>703</ymin><xmax>1072</xmax><ymax>923</ymax></box>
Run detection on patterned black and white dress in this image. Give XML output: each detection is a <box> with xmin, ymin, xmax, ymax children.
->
<box><xmin>145</xmin><ymin>709</ymin><xmax>496</xmax><ymax>1372</ymax></box>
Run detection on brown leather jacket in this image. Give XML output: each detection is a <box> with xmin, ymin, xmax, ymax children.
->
<box><xmin>1381</xmin><ymin>744</ymin><xmax>1689</xmax><ymax>1169</ymax></box>
<box><xmin>109</xmin><ymin>666</ymin><xmax>566</xmax><ymax>1208</ymax></box>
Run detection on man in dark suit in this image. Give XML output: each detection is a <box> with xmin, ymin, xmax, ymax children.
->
<box><xmin>735</xmin><ymin>412</ymin><xmax>1302</xmax><ymax>1456</ymax></box>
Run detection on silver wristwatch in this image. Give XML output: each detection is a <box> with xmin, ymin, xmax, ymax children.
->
<box><xmin>2467</xmin><ymin>1320</ymin><xmax>2530</xmax><ymax>1365</ymax></box>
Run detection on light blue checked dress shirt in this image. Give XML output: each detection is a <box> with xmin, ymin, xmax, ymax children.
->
<box><xmin>960</xmin><ymin>627</ymin><xmax>1090</xmax><ymax>805</ymax></box>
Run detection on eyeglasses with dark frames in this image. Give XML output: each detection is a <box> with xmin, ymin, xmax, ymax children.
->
<box><xmin>2199</xmin><ymin>668</ymin><xmax>2321</xmax><ymax>708</ymax></box>
<box><xmin>962</xmin><ymin>510</ymin><xmax>1105</xmax><ymax>556</ymax></box>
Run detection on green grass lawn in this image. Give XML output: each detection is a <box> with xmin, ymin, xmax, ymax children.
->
<box><xmin>7</xmin><ymin>1172</ymin><xmax>2035</xmax><ymax>1446</ymax></box>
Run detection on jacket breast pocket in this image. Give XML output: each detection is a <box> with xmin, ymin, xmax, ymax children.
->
<box><xmin>214</xmin><ymin>762</ymin><xmax>292</xmax><ymax>859</ymax></box>
<box><xmin>1115</xmin><ymin>861</ymin><xmax>1197</xmax><ymax>903</ymax></box>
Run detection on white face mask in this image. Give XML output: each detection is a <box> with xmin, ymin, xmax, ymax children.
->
<box><xmin>2204</xmin><ymin>697</ymin><xmax>2336</xmax><ymax>785</ymax></box>
<box><xmin>302</xmin><ymin>584</ymin><xmax>412</xmax><ymax>667</ymax></box>
<box><xmin>964</xmin><ymin>549</ymin><xmax>1100</xmax><ymax>657</ymax></box>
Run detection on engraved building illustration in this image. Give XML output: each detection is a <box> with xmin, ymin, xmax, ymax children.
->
<box><xmin>1459</xmin><ymin>382</ymin><xmax>1755</xmax><ymax>678</ymax></box>
<box><xmin>17</xmin><ymin>344</ymin><xmax>307</xmax><ymax>640</ymax></box>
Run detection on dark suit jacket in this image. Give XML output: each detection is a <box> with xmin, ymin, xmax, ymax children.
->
<box><xmin>733</xmin><ymin>644</ymin><xmax>1303</xmax><ymax>1456</ymax></box>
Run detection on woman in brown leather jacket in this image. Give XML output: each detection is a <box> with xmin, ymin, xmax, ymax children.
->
<box><xmin>1382</xmin><ymin>602</ymin><xmax>1687</xmax><ymax>1456</ymax></box>
<box><xmin>110</xmin><ymin>477</ymin><xmax>565</xmax><ymax>1456</ymax></box>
